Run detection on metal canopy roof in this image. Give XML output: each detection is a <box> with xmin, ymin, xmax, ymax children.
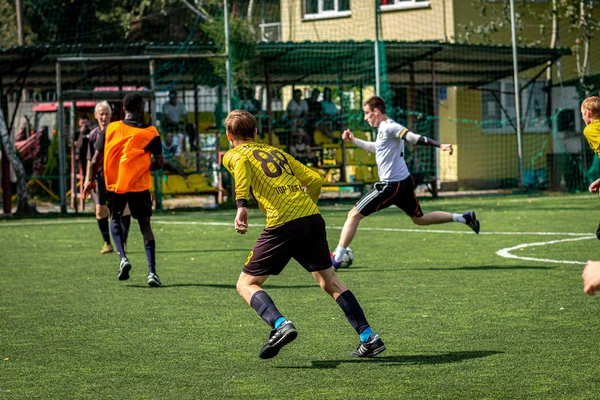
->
<box><xmin>252</xmin><ymin>41</ymin><xmax>571</xmax><ymax>87</ymax></box>
<box><xmin>0</xmin><ymin>40</ymin><xmax>571</xmax><ymax>92</ymax></box>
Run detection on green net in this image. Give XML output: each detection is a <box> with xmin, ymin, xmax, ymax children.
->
<box><xmin>1</xmin><ymin>0</ymin><xmax>600</xmax><ymax>212</ymax></box>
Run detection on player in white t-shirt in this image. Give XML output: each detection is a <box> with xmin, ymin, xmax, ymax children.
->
<box><xmin>331</xmin><ymin>96</ymin><xmax>480</xmax><ymax>269</ymax></box>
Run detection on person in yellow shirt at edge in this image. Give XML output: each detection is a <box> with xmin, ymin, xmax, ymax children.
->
<box><xmin>577</xmin><ymin>96</ymin><xmax>600</xmax><ymax>295</ymax></box>
<box><xmin>222</xmin><ymin>110</ymin><xmax>385</xmax><ymax>359</ymax></box>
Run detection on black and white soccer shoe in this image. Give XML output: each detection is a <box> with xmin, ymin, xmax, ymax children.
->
<box><xmin>118</xmin><ymin>257</ymin><xmax>132</xmax><ymax>281</ymax></box>
<box><xmin>351</xmin><ymin>334</ymin><xmax>386</xmax><ymax>358</ymax></box>
<box><xmin>463</xmin><ymin>211</ymin><xmax>480</xmax><ymax>234</ymax></box>
<box><xmin>259</xmin><ymin>320</ymin><xmax>298</xmax><ymax>359</ymax></box>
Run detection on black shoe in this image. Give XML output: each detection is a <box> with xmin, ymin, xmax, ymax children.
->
<box><xmin>147</xmin><ymin>273</ymin><xmax>162</xmax><ymax>287</ymax></box>
<box><xmin>596</xmin><ymin>221</ymin><xmax>600</xmax><ymax>240</ymax></box>
<box><xmin>259</xmin><ymin>320</ymin><xmax>298</xmax><ymax>359</ymax></box>
<box><xmin>351</xmin><ymin>334</ymin><xmax>386</xmax><ymax>358</ymax></box>
<box><xmin>118</xmin><ymin>257</ymin><xmax>132</xmax><ymax>281</ymax></box>
<box><xmin>463</xmin><ymin>211</ymin><xmax>480</xmax><ymax>234</ymax></box>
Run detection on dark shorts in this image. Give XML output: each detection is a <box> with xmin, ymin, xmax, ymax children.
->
<box><xmin>106</xmin><ymin>190</ymin><xmax>152</xmax><ymax>219</ymax></box>
<box><xmin>90</xmin><ymin>172</ymin><xmax>107</xmax><ymax>206</ymax></box>
<box><xmin>354</xmin><ymin>175</ymin><xmax>423</xmax><ymax>218</ymax></box>
<box><xmin>243</xmin><ymin>214</ymin><xmax>332</xmax><ymax>276</ymax></box>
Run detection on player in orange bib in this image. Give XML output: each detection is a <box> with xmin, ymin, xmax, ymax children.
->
<box><xmin>84</xmin><ymin>93</ymin><xmax>165</xmax><ymax>287</ymax></box>
<box><xmin>223</xmin><ymin>110</ymin><xmax>385</xmax><ymax>359</ymax></box>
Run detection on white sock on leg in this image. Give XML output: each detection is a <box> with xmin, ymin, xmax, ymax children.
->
<box><xmin>452</xmin><ymin>213</ymin><xmax>466</xmax><ymax>223</ymax></box>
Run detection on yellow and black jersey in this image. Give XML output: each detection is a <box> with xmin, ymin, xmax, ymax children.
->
<box><xmin>584</xmin><ymin>120</ymin><xmax>600</xmax><ymax>157</ymax></box>
<box><xmin>223</xmin><ymin>142</ymin><xmax>322</xmax><ymax>228</ymax></box>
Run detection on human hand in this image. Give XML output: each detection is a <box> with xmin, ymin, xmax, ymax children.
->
<box><xmin>83</xmin><ymin>180</ymin><xmax>96</xmax><ymax>198</ymax></box>
<box><xmin>440</xmin><ymin>143</ymin><xmax>453</xmax><ymax>155</ymax></box>
<box><xmin>583</xmin><ymin>260</ymin><xmax>600</xmax><ymax>295</ymax></box>
<box><xmin>588</xmin><ymin>179</ymin><xmax>600</xmax><ymax>193</ymax></box>
<box><xmin>342</xmin><ymin>129</ymin><xmax>355</xmax><ymax>143</ymax></box>
<box><xmin>235</xmin><ymin>207</ymin><xmax>248</xmax><ymax>234</ymax></box>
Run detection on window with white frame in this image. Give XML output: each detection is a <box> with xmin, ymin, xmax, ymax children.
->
<box><xmin>380</xmin><ymin>0</ymin><xmax>430</xmax><ymax>12</ymax></box>
<box><xmin>481</xmin><ymin>78</ymin><xmax>549</xmax><ymax>133</ymax></box>
<box><xmin>303</xmin><ymin>0</ymin><xmax>350</xmax><ymax>20</ymax></box>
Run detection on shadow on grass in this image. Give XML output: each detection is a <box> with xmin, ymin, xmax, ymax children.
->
<box><xmin>124</xmin><ymin>248</ymin><xmax>248</xmax><ymax>254</ymax></box>
<box><xmin>407</xmin><ymin>265</ymin><xmax>554</xmax><ymax>271</ymax></box>
<box><xmin>125</xmin><ymin>283</ymin><xmax>316</xmax><ymax>289</ymax></box>
<box><xmin>279</xmin><ymin>351</ymin><xmax>503</xmax><ymax>369</ymax></box>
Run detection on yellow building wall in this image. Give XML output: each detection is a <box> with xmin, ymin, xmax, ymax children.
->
<box><xmin>280</xmin><ymin>0</ymin><xmax>455</xmax><ymax>42</ymax></box>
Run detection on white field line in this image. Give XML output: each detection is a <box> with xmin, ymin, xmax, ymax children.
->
<box><xmin>495</xmin><ymin>236</ymin><xmax>595</xmax><ymax>265</ymax></box>
<box><xmin>0</xmin><ymin>218</ymin><xmax>593</xmax><ymax>265</ymax></box>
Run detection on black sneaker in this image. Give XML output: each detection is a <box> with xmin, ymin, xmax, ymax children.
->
<box><xmin>147</xmin><ymin>273</ymin><xmax>162</xmax><ymax>287</ymax></box>
<box><xmin>259</xmin><ymin>320</ymin><xmax>298</xmax><ymax>359</ymax></box>
<box><xmin>118</xmin><ymin>257</ymin><xmax>132</xmax><ymax>281</ymax></box>
<box><xmin>351</xmin><ymin>334</ymin><xmax>386</xmax><ymax>358</ymax></box>
<box><xmin>463</xmin><ymin>211</ymin><xmax>480</xmax><ymax>234</ymax></box>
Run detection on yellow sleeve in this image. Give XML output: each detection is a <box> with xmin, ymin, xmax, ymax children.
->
<box><xmin>584</xmin><ymin>125</ymin><xmax>600</xmax><ymax>157</ymax></box>
<box><xmin>288</xmin><ymin>155</ymin><xmax>322</xmax><ymax>204</ymax></box>
<box><xmin>223</xmin><ymin>151</ymin><xmax>251</xmax><ymax>201</ymax></box>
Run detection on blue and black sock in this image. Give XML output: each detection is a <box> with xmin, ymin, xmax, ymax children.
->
<box><xmin>250</xmin><ymin>290</ymin><xmax>285</xmax><ymax>328</ymax></box>
<box><xmin>121</xmin><ymin>215</ymin><xmax>131</xmax><ymax>244</ymax></box>
<box><xmin>109</xmin><ymin>217</ymin><xmax>126</xmax><ymax>258</ymax></box>
<box><xmin>144</xmin><ymin>239</ymin><xmax>156</xmax><ymax>275</ymax></box>
<box><xmin>336</xmin><ymin>290</ymin><xmax>372</xmax><ymax>342</ymax></box>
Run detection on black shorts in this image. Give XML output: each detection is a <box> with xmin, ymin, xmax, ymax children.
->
<box><xmin>243</xmin><ymin>214</ymin><xmax>332</xmax><ymax>276</ymax></box>
<box><xmin>355</xmin><ymin>175</ymin><xmax>423</xmax><ymax>218</ymax></box>
<box><xmin>106</xmin><ymin>190</ymin><xmax>152</xmax><ymax>219</ymax></box>
<box><xmin>90</xmin><ymin>172</ymin><xmax>107</xmax><ymax>206</ymax></box>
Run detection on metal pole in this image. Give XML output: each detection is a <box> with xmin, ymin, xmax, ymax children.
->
<box><xmin>194</xmin><ymin>84</ymin><xmax>201</xmax><ymax>172</ymax></box>
<box><xmin>149</xmin><ymin>59</ymin><xmax>162</xmax><ymax>210</ymax></box>
<box><xmin>224</xmin><ymin>0</ymin><xmax>233</xmax><ymax>113</ymax></box>
<box><xmin>374</xmin><ymin>0</ymin><xmax>381</xmax><ymax>96</ymax></box>
<box><xmin>56</xmin><ymin>61</ymin><xmax>67</xmax><ymax>213</ymax></box>
<box><xmin>16</xmin><ymin>0</ymin><xmax>24</xmax><ymax>46</ymax></box>
<box><xmin>70</xmin><ymin>101</ymin><xmax>77</xmax><ymax>211</ymax></box>
<box><xmin>510</xmin><ymin>0</ymin><xmax>524</xmax><ymax>188</ymax></box>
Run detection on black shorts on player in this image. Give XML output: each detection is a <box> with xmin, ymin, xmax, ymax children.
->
<box><xmin>106</xmin><ymin>190</ymin><xmax>152</xmax><ymax>219</ymax></box>
<box><xmin>355</xmin><ymin>175</ymin><xmax>424</xmax><ymax>218</ymax></box>
<box><xmin>243</xmin><ymin>214</ymin><xmax>332</xmax><ymax>276</ymax></box>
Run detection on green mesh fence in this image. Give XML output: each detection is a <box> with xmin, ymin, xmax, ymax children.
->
<box><xmin>1</xmin><ymin>0</ymin><xmax>600</xmax><ymax>212</ymax></box>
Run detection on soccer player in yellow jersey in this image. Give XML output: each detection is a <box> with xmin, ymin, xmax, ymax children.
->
<box><xmin>581</xmin><ymin>96</ymin><xmax>600</xmax><ymax>291</ymax></box>
<box><xmin>223</xmin><ymin>110</ymin><xmax>385</xmax><ymax>359</ymax></box>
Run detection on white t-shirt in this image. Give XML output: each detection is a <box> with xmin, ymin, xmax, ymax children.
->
<box><xmin>285</xmin><ymin>99</ymin><xmax>308</xmax><ymax>119</ymax></box>
<box><xmin>357</xmin><ymin>118</ymin><xmax>409</xmax><ymax>182</ymax></box>
<box><xmin>162</xmin><ymin>101</ymin><xmax>186</xmax><ymax>124</ymax></box>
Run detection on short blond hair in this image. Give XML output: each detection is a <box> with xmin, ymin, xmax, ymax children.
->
<box><xmin>225</xmin><ymin>110</ymin><xmax>256</xmax><ymax>140</ymax></box>
<box><xmin>582</xmin><ymin>96</ymin><xmax>600</xmax><ymax>119</ymax></box>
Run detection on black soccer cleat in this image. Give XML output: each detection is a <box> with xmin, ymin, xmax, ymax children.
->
<box><xmin>596</xmin><ymin>221</ymin><xmax>600</xmax><ymax>240</ymax></box>
<box><xmin>259</xmin><ymin>320</ymin><xmax>298</xmax><ymax>359</ymax></box>
<box><xmin>351</xmin><ymin>334</ymin><xmax>386</xmax><ymax>358</ymax></box>
<box><xmin>464</xmin><ymin>211</ymin><xmax>480</xmax><ymax>234</ymax></box>
<box><xmin>147</xmin><ymin>273</ymin><xmax>162</xmax><ymax>287</ymax></box>
<box><xmin>118</xmin><ymin>257</ymin><xmax>132</xmax><ymax>281</ymax></box>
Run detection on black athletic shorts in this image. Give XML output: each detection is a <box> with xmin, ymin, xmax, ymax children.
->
<box><xmin>90</xmin><ymin>172</ymin><xmax>107</xmax><ymax>206</ymax></box>
<box><xmin>354</xmin><ymin>175</ymin><xmax>423</xmax><ymax>218</ymax></box>
<box><xmin>106</xmin><ymin>190</ymin><xmax>152</xmax><ymax>219</ymax></box>
<box><xmin>243</xmin><ymin>214</ymin><xmax>332</xmax><ymax>276</ymax></box>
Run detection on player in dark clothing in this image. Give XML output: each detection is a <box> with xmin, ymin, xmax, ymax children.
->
<box><xmin>85</xmin><ymin>101</ymin><xmax>131</xmax><ymax>254</ymax></box>
<box><xmin>84</xmin><ymin>93</ymin><xmax>164</xmax><ymax>287</ymax></box>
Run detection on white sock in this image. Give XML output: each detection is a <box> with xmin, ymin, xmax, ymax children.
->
<box><xmin>334</xmin><ymin>246</ymin><xmax>347</xmax><ymax>262</ymax></box>
<box><xmin>452</xmin><ymin>213</ymin><xmax>466</xmax><ymax>223</ymax></box>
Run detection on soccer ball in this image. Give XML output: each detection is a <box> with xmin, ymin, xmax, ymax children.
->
<box><xmin>339</xmin><ymin>248</ymin><xmax>354</xmax><ymax>268</ymax></box>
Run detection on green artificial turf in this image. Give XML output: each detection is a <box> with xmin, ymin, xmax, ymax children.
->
<box><xmin>1</xmin><ymin>193</ymin><xmax>600</xmax><ymax>399</ymax></box>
